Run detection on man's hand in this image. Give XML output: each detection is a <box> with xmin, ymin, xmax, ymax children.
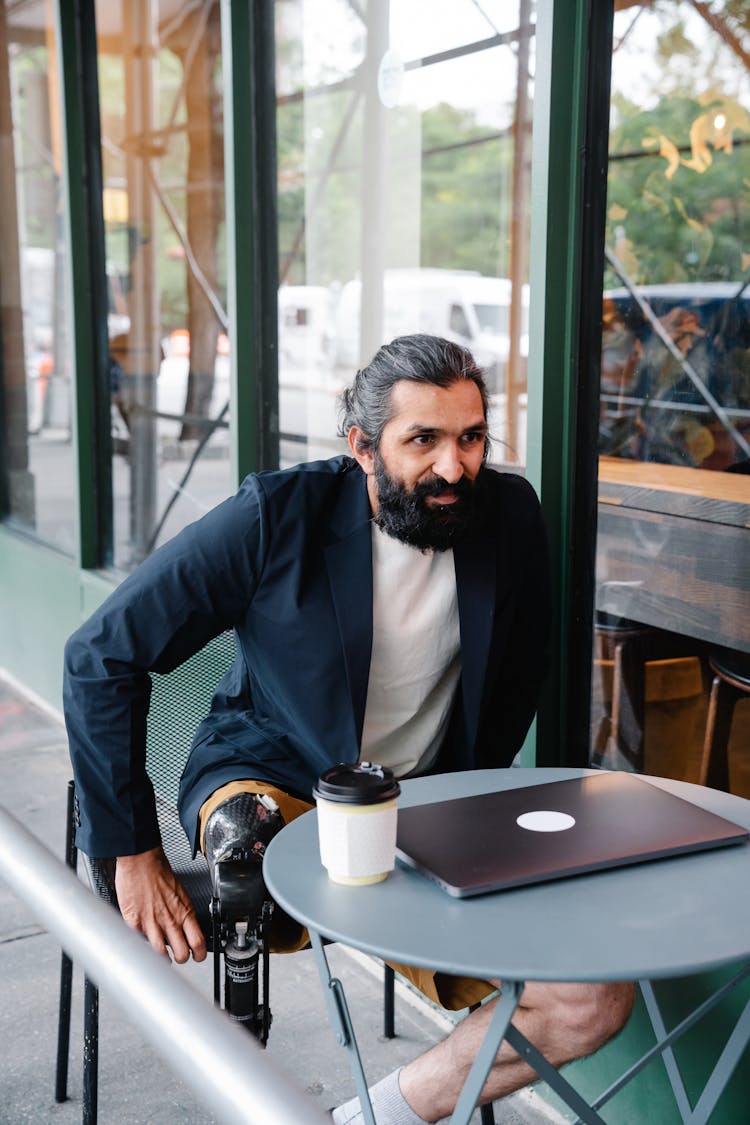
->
<box><xmin>115</xmin><ymin>847</ymin><xmax>207</xmax><ymax>964</ymax></box>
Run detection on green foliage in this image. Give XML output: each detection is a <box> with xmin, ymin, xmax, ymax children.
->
<box><xmin>607</xmin><ymin>2</ymin><xmax>750</xmax><ymax>289</ymax></box>
<box><xmin>276</xmin><ymin>96</ymin><xmax>517</xmax><ymax>285</ymax></box>
<box><xmin>606</xmin><ymin>90</ymin><xmax>750</xmax><ymax>287</ymax></box>
<box><xmin>277</xmin><ymin>96</ymin><xmax>305</xmax><ymax>283</ymax></box>
<box><xmin>420</xmin><ymin>103</ymin><xmax>514</xmax><ymax>276</ymax></box>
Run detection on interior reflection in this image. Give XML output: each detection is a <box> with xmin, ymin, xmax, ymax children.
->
<box><xmin>592</xmin><ymin>1</ymin><xmax>750</xmax><ymax>799</ymax></box>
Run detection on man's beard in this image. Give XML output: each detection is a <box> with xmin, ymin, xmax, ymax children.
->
<box><xmin>372</xmin><ymin>453</ymin><xmax>478</xmax><ymax>552</ymax></box>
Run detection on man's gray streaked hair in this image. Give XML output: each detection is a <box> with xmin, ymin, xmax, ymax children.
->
<box><xmin>338</xmin><ymin>333</ymin><xmax>490</xmax><ymax>454</ymax></box>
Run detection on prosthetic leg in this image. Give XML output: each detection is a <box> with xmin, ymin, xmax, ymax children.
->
<box><xmin>204</xmin><ymin>792</ymin><xmax>283</xmax><ymax>1045</ymax></box>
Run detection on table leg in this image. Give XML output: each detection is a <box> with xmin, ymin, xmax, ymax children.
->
<box><xmin>639</xmin><ymin>981</ymin><xmax>692</xmax><ymax>1120</ymax></box>
<box><xmin>640</xmin><ymin>973</ymin><xmax>750</xmax><ymax>1125</ymax></box>
<box><xmin>308</xmin><ymin>941</ymin><xmax>750</xmax><ymax>1125</ymax></box>
<box><xmin>449</xmin><ymin>983</ymin><xmax>609</xmax><ymax>1125</ymax></box>
<box><xmin>308</xmin><ymin>951</ymin><xmax>606</xmax><ymax>1125</ymax></box>
<box><xmin>449</xmin><ymin>981</ymin><xmax>524</xmax><ymax>1125</ymax></box>
<box><xmin>310</xmin><ymin>933</ymin><xmax>376</xmax><ymax>1125</ymax></box>
<box><xmin>687</xmin><ymin>993</ymin><xmax>750</xmax><ymax>1125</ymax></box>
<box><xmin>590</xmin><ymin>967</ymin><xmax>750</xmax><ymax>1125</ymax></box>
<box><xmin>505</xmin><ymin>1023</ymin><xmax>608</xmax><ymax>1125</ymax></box>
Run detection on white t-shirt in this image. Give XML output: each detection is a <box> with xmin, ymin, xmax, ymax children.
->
<box><xmin>359</xmin><ymin>522</ymin><xmax>461</xmax><ymax>777</ymax></box>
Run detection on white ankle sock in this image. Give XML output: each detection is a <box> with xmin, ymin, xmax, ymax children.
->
<box><xmin>331</xmin><ymin>1068</ymin><xmax>429</xmax><ymax>1125</ymax></box>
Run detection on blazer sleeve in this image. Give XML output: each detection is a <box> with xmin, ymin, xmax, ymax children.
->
<box><xmin>63</xmin><ymin>475</ymin><xmax>268</xmax><ymax>857</ymax></box>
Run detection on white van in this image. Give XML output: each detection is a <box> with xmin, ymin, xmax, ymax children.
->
<box><xmin>278</xmin><ymin>284</ymin><xmax>335</xmax><ymax>378</ymax></box>
<box><xmin>331</xmin><ymin>268</ymin><xmax>529</xmax><ymax>392</ymax></box>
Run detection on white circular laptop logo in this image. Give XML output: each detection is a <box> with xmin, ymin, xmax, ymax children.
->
<box><xmin>516</xmin><ymin>810</ymin><xmax>576</xmax><ymax>833</ymax></box>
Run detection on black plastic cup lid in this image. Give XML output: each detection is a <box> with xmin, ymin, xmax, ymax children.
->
<box><xmin>313</xmin><ymin>762</ymin><xmax>401</xmax><ymax>805</ymax></box>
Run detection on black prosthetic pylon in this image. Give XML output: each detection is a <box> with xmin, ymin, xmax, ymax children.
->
<box><xmin>205</xmin><ymin>793</ymin><xmax>283</xmax><ymax>1044</ymax></box>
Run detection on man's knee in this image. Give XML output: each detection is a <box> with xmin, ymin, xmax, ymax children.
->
<box><xmin>552</xmin><ymin>982</ymin><xmax>635</xmax><ymax>1058</ymax></box>
<box><xmin>524</xmin><ymin>980</ymin><xmax>635</xmax><ymax>1060</ymax></box>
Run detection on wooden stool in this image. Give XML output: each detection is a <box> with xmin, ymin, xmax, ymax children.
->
<box><xmin>699</xmin><ymin>649</ymin><xmax>750</xmax><ymax>792</ymax></box>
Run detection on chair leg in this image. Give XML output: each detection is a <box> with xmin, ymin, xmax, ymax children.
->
<box><xmin>83</xmin><ymin>976</ymin><xmax>99</xmax><ymax>1125</ymax></box>
<box><xmin>699</xmin><ymin>675</ymin><xmax>739</xmax><ymax>792</ymax></box>
<box><xmin>55</xmin><ymin>952</ymin><xmax>74</xmax><ymax>1102</ymax></box>
<box><xmin>591</xmin><ymin>714</ymin><xmax>612</xmax><ymax>768</ymax></box>
<box><xmin>383</xmin><ymin>964</ymin><xmax>396</xmax><ymax>1039</ymax></box>
<box><xmin>55</xmin><ymin>780</ymin><xmax>78</xmax><ymax>1103</ymax></box>
<box><xmin>612</xmin><ymin>639</ymin><xmax>647</xmax><ymax>771</ymax></box>
<box><xmin>211</xmin><ymin>899</ymin><xmax>222</xmax><ymax>1005</ymax></box>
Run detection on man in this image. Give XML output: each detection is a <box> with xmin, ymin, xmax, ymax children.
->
<box><xmin>64</xmin><ymin>334</ymin><xmax>633</xmax><ymax>1124</ymax></box>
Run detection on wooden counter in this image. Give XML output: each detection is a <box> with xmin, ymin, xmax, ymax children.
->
<box><xmin>596</xmin><ymin>457</ymin><xmax>750</xmax><ymax>651</ymax></box>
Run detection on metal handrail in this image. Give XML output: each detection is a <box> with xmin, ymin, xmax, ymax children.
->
<box><xmin>0</xmin><ymin>805</ymin><xmax>329</xmax><ymax>1125</ymax></box>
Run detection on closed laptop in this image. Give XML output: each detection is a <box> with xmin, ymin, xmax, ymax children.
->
<box><xmin>395</xmin><ymin>772</ymin><xmax>749</xmax><ymax>897</ymax></box>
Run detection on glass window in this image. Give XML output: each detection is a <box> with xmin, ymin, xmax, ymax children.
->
<box><xmin>0</xmin><ymin>0</ymin><xmax>76</xmax><ymax>554</ymax></box>
<box><xmin>275</xmin><ymin>0</ymin><xmax>534</xmax><ymax>468</ymax></box>
<box><xmin>95</xmin><ymin>1</ymin><xmax>229</xmax><ymax>570</ymax></box>
<box><xmin>591</xmin><ymin>2</ymin><xmax>750</xmax><ymax>797</ymax></box>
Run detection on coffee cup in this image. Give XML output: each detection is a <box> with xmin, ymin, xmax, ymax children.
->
<box><xmin>313</xmin><ymin>762</ymin><xmax>401</xmax><ymax>885</ymax></box>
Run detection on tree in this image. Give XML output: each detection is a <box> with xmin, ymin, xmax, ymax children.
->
<box><xmin>606</xmin><ymin>4</ymin><xmax>750</xmax><ymax>287</ymax></box>
<box><xmin>606</xmin><ymin>89</ymin><xmax>750</xmax><ymax>286</ymax></box>
<box><xmin>419</xmin><ymin>103</ymin><xmax>515</xmax><ymax>277</ymax></box>
<box><xmin>276</xmin><ymin>96</ymin><xmax>520</xmax><ymax>286</ymax></box>
<box><xmin>162</xmin><ymin>1</ymin><xmax>225</xmax><ymax>441</ymax></box>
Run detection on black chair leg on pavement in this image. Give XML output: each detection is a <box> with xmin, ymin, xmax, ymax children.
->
<box><xmin>383</xmin><ymin>965</ymin><xmax>396</xmax><ymax>1039</ymax></box>
<box><xmin>55</xmin><ymin>952</ymin><xmax>74</xmax><ymax>1102</ymax></box>
<box><xmin>55</xmin><ymin>780</ymin><xmax>78</xmax><ymax>1103</ymax></box>
<box><xmin>83</xmin><ymin>976</ymin><xmax>99</xmax><ymax>1125</ymax></box>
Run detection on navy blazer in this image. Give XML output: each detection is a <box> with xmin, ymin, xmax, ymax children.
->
<box><xmin>64</xmin><ymin>456</ymin><xmax>550</xmax><ymax>858</ymax></box>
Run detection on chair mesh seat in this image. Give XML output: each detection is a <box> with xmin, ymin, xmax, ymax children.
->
<box><xmin>145</xmin><ymin>631</ymin><xmax>236</xmax><ymax>805</ymax></box>
<box><xmin>145</xmin><ymin>631</ymin><xmax>237</xmax><ymax>941</ymax></box>
<box><xmin>81</xmin><ymin>632</ymin><xmax>236</xmax><ymax>949</ymax></box>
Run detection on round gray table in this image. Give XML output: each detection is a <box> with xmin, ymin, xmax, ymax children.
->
<box><xmin>264</xmin><ymin>768</ymin><xmax>750</xmax><ymax>1124</ymax></box>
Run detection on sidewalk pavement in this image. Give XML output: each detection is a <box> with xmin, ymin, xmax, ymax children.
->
<box><xmin>0</xmin><ymin>671</ymin><xmax>562</xmax><ymax>1125</ymax></box>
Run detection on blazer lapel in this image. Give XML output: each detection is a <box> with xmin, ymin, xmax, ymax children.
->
<box><xmin>324</xmin><ymin>467</ymin><xmax>374</xmax><ymax>748</ymax></box>
<box><xmin>454</xmin><ymin>532</ymin><xmax>498</xmax><ymax>752</ymax></box>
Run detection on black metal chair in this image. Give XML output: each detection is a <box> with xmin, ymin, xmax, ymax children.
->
<box><xmin>56</xmin><ymin>632</ymin><xmax>236</xmax><ymax>1122</ymax></box>
<box><xmin>55</xmin><ymin>631</ymin><xmax>398</xmax><ymax>1123</ymax></box>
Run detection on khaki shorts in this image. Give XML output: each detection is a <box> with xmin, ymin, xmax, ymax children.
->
<box><xmin>199</xmin><ymin>779</ymin><xmax>496</xmax><ymax>1011</ymax></box>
